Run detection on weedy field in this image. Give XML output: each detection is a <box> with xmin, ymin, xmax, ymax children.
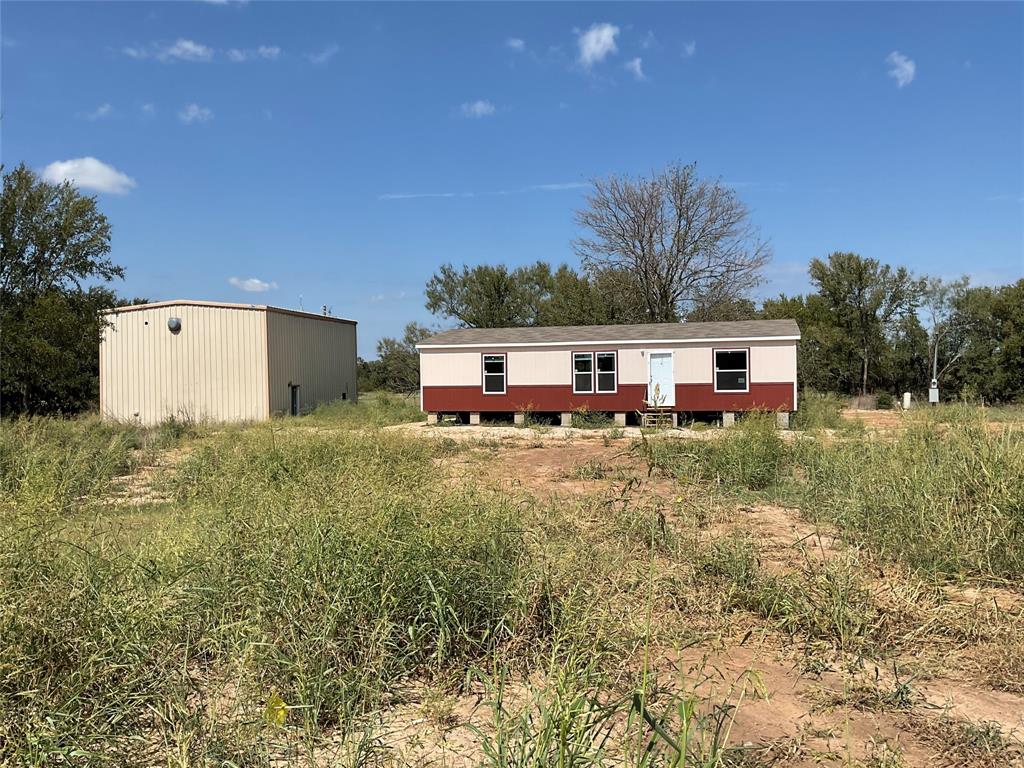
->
<box><xmin>2</xmin><ymin>395</ymin><xmax>1023</xmax><ymax>767</ymax></box>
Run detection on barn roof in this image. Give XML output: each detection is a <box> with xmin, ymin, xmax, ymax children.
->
<box><xmin>417</xmin><ymin>319</ymin><xmax>800</xmax><ymax>348</ymax></box>
<box><xmin>102</xmin><ymin>299</ymin><xmax>357</xmax><ymax>325</ymax></box>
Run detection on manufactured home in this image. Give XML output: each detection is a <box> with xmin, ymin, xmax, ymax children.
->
<box><xmin>417</xmin><ymin>319</ymin><xmax>799</xmax><ymax>426</ymax></box>
<box><xmin>100</xmin><ymin>300</ymin><xmax>357</xmax><ymax>425</ymax></box>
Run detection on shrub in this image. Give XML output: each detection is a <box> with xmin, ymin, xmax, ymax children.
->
<box><xmin>570</xmin><ymin>406</ymin><xmax>613</xmax><ymax>430</ymax></box>
<box><xmin>875</xmin><ymin>392</ymin><xmax>894</xmax><ymax>410</ymax></box>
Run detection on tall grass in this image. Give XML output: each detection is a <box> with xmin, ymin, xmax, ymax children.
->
<box><xmin>794</xmin><ymin>412</ymin><xmax>1024</xmax><ymax>580</ymax></box>
<box><xmin>0</xmin><ymin>416</ymin><xmax>140</xmax><ymax>517</ymax></box>
<box><xmin>791</xmin><ymin>390</ymin><xmax>846</xmax><ymax>431</ymax></box>
<box><xmin>1</xmin><ymin>428</ymin><xmax>544</xmax><ymax>764</ymax></box>
<box><xmin>303</xmin><ymin>392</ymin><xmax>423</xmax><ymax>428</ymax></box>
<box><xmin>642</xmin><ymin>408</ymin><xmax>1024</xmax><ymax>581</ymax></box>
<box><xmin>640</xmin><ymin>413</ymin><xmax>786</xmax><ymax>491</ymax></box>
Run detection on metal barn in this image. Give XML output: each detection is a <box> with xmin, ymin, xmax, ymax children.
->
<box><xmin>99</xmin><ymin>300</ymin><xmax>357</xmax><ymax>424</ymax></box>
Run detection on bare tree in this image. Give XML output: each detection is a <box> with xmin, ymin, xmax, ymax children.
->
<box><xmin>923</xmin><ymin>275</ymin><xmax>970</xmax><ymax>388</ymax></box>
<box><xmin>573</xmin><ymin>162</ymin><xmax>771</xmax><ymax>323</ymax></box>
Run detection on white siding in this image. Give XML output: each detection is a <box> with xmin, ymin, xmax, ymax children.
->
<box><xmin>419</xmin><ymin>350</ymin><xmax>482</xmax><ymax>386</ymax></box>
<box><xmin>266</xmin><ymin>311</ymin><xmax>357</xmax><ymax>415</ymax></box>
<box><xmin>99</xmin><ymin>304</ymin><xmax>268</xmax><ymax>425</ymax></box>
<box><xmin>750</xmin><ymin>341</ymin><xmax>797</xmax><ymax>383</ymax></box>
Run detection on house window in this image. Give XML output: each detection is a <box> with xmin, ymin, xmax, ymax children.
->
<box><xmin>482</xmin><ymin>354</ymin><xmax>506</xmax><ymax>394</ymax></box>
<box><xmin>573</xmin><ymin>353</ymin><xmax>593</xmax><ymax>393</ymax></box>
<box><xmin>714</xmin><ymin>349</ymin><xmax>749</xmax><ymax>392</ymax></box>
<box><xmin>596</xmin><ymin>352</ymin><xmax>617</xmax><ymax>393</ymax></box>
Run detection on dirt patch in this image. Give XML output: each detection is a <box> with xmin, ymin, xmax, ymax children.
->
<box><xmin>711</xmin><ymin>504</ymin><xmax>843</xmax><ymax>573</ymax></box>
<box><xmin>104</xmin><ymin>447</ymin><xmax>189</xmax><ymax>506</ymax></box>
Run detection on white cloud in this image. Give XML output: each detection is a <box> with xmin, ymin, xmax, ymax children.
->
<box><xmin>379</xmin><ymin>191</ymin><xmax>470</xmax><ymax>200</ymax></box>
<box><xmin>641</xmin><ymin>31</ymin><xmax>657</xmax><ymax>50</ymax></box>
<box><xmin>506</xmin><ymin>37</ymin><xmax>525</xmax><ymax>52</ymax></box>
<box><xmin>178</xmin><ymin>103</ymin><xmax>214</xmax><ymax>124</ymax></box>
<box><xmin>369</xmin><ymin>290</ymin><xmax>408</xmax><ymax>303</ymax></box>
<box><xmin>683</xmin><ymin>40</ymin><xmax>696</xmax><ymax>58</ymax></box>
<box><xmin>306</xmin><ymin>43</ymin><xmax>339</xmax><ymax>65</ymax></box>
<box><xmin>141</xmin><ymin>103</ymin><xmax>156</xmax><ymax>116</ymax></box>
<box><xmin>624</xmin><ymin>57</ymin><xmax>645</xmax><ymax>81</ymax></box>
<box><xmin>166</xmin><ymin>39</ymin><xmax>213</xmax><ymax>61</ymax></box>
<box><xmin>228</xmin><ymin>276</ymin><xmax>277</xmax><ymax>292</ymax></box>
<box><xmin>577</xmin><ymin>22</ymin><xmax>619</xmax><ymax>68</ymax></box>
<box><xmin>41</xmin><ymin>157</ymin><xmax>136</xmax><ymax>195</ymax></box>
<box><xmin>84</xmin><ymin>103</ymin><xmax>113</xmax><ymax>120</ymax></box>
<box><xmin>228</xmin><ymin>45</ymin><xmax>280</xmax><ymax>62</ymax></box>
<box><xmin>124</xmin><ymin>38</ymin><xmax>214</xmax><ymax>63</ymax></box>
<box><xmin>460</xmin><ymin>99</ymin><xmax>496</xmax><ymax>118</ymax></box>
<box><xmin>529</xmin><ymin>182</ymin><xmax>590</xmax><ymax>191</ymax></box>
<box><xmin>886</xmin><ymin>51</ymin><xmax>916</xmax><ymax>88</ymax></box>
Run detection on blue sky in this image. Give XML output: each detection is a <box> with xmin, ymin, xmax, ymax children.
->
<box><xmin>4</xmin><ymin>1</ymin><xmax>1022</xmax><ymax>356</ymax></box>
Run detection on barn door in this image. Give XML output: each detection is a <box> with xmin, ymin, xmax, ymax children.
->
<box><xmin>289</xmin><ymin>384</ymin><xmax>301</xmax><ymax>416</ymax></box>
<box><xmin>647</xmin><ymin>352</ymin><xmax>675</xmax><ymax>407</ymax></box>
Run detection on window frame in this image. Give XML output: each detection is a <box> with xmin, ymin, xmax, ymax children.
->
<box><xmin>572</xmin><ymin>351</ymin><xmax>618</xmax><ymax>395</ymax></box>
<box><xmin>595</xmin><ymin>351</ymin><xmax>618</xmax><ymax>394</ymax></box>
<box><xmin>713</xmin><ymin>348</ymin><xmax>750</xmax><ymax>394</ymax></box>
<box><xmin>572</xmin><ymin>352</ymin><xmax>594</xmax><ymax>394</ymax></box>
<box><xmin>481</xmin><ymin>353</ymin><xmax>507</xmax><ymax>395</ymax></box>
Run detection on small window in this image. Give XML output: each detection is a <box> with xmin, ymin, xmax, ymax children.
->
<box><xmin>573</xmin><ymin>353</ymin><xmax>593</xmax><ymax>393</ymax></box>
<box><xmin>596</xmin><ymin>352</ymin><xmax>617</xmax><ymax>393</ymax></box>
<box><xmin>483</xmin><ymin>354</ymin><xmax>506</xmax><ymax>394</ymax></box>
<box><xmin>714</xmin><ymin>349</ymin><xmax>749</xmax><ymax>392</ymax></box>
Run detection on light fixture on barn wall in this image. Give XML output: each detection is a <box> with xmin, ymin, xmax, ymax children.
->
<box><xmin>167</xmin><ymin>317</ymin><xmax>182</xmax><ymax>334</ymax></box>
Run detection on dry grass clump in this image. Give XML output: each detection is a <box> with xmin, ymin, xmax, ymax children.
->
<box><xmin>638</xmin><ymin>413</ymin><xmax>786</xmax><ymax>491</ymax></box>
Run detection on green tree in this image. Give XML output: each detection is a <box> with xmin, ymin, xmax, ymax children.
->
<box><xmin>761</xmin><ymin>293</ymin><xmax>858</xmax><ymax>393</ymax></box>
<box><xmin>946</xmin><ymin>280</ymin><xmax>1024</xmax><ymax>403</ymax></box>
<box><xmin>808</xmin><ymin>252</ymin><xmax>923</xmax><ymax>396</ymax></box>
<box><xmin>879</xmin><ymin>313</ymin><xmax>930</xmax><ymax>396</ymax></box>
<box><xmin>535</xmin><ymin>265</ymin><xmax>649</xmax><ymax>326</ymax></box>
<box><xmin>685</xmin><ymin>295</ymin><xmax>758</xmax><ymax>323</ymax></box>
<box><xmin>1</xmin><ymin>164</ymin><xmax>123</xmax><ymax>414</ymax></box>
<box><xmin>374</xmin><ymin>322</ymin><xmax>434</xmax><ymax>393</ymax></box>
<box><xmin>425</xmin><ymin>262</ymin><xmax>554</xmax><ymax>328</ymax></box>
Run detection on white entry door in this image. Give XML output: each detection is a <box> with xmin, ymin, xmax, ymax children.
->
<box><xmin>647</xmin><ymin>352</ymin><xmax>675</xmax><ymax>407</ymax></box>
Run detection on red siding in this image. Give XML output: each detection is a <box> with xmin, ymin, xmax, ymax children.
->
<box><xmin>676</xmin><ymin>382</ymin><xmax>794</xmax><ymax>411</ymax></box>
<box><xmin>423</xmin><ymin>382</ymin><xmax>793</xmax><ymax>413</ymax></box>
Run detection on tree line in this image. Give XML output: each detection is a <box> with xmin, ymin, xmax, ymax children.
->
<box><xmin>368</xmin><ymin>162</ymin><xmax>1022</xmax><ymax>403</ymax></box>
<box><xmin>2</xmin><ymin>162</ymin><xmax>1020</xmax><ymax>415</ymax></box>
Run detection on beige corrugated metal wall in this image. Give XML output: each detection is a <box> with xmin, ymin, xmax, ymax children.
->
<box><xmin>99</xmin><ymin>304</ymin><xmax>269</xmax><ymax>425</ymax></box>
<box><xmin>266</xmin><ymin>311</ymin><xmax>357</xmax><ymax>415</ymax></box>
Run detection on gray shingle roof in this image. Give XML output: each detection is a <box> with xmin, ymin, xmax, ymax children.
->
<box><xmin>417</xmin><ymin>319</ymin><xmax>800</xmax><ymax>348</ymax></box>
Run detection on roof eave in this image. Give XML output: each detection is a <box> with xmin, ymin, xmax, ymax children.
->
<box><xmin>417</xmin><ymin>334</ymin><xmax>801</xmax><ymax>350</ymax></box>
